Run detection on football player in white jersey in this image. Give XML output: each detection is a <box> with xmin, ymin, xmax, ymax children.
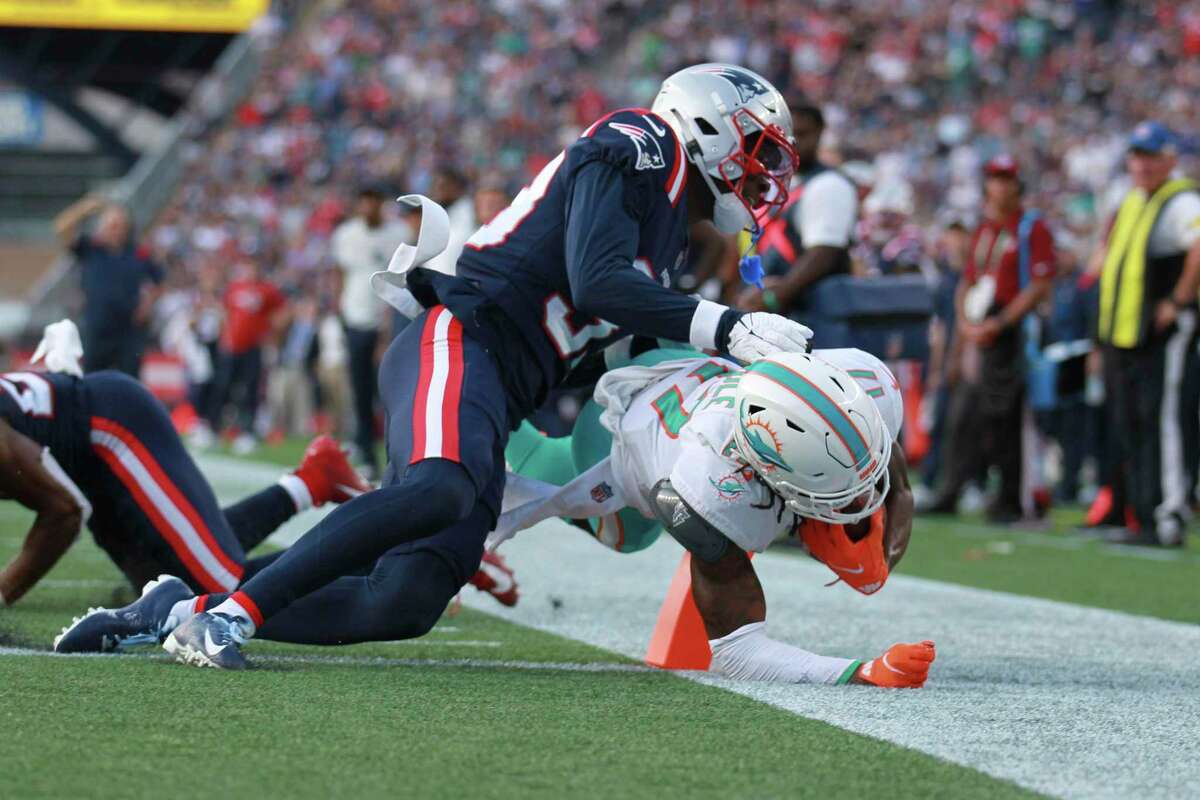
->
<box><xmin>496</xmin><ymin>347</ymin><xmax>934</xmax><ymax>688</ymax></box>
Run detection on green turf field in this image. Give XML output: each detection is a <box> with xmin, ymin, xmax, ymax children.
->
<box><xmin>0</xmin><ymin>450</ymin><xmax>1195</xmax><ymax>799</ymax></box>
<box><xmin>0</xmin><ymin>501</ymin><xmax>1041</xmax><ymax>800</ymax></box>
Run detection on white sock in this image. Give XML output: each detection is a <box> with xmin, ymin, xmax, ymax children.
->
<box><xmin>168</xmin><ymin>597</ymin><xmax>199</xmax><ymax>630</ymax></box>
<box><xmin>209</xmin><ymin>598</ymin><xmax>257</xmax><ymax>639</ymax></box>
<box><xmin>277</xmin><ymin>473</ymin><xmax>314</xmax><ymax>512</ymax></box>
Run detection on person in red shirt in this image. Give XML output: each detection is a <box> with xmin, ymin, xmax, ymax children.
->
<box><xmin>926</xmin><ymin>155</ymin><xmax>1055</xmax><ymax>522</ymax></box>
<box><xmin>202</xmin><ymin>259</ymin><xmax>287</xmax><ymax>453</ymax></box>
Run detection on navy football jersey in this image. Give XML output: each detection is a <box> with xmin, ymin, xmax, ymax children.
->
<box><xmin>0</xmin><ymin>370</ymin><xmax>92</xmax><ymax>478</ymax></box>
<box><xmin>427</xmin><ymin>108</ymin><xmax>700</xmax><ymax>416</ymax></box>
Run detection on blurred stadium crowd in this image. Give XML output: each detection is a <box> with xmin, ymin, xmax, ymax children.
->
<box><xmin>32</xmin><ymin>0</ymin><xmax>1200</xmax><ymax>542</ymax></box>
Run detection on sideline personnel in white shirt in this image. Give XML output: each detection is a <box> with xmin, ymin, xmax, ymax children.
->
<box><xmin>738</xmin><ymin>102</ymin><xmax>858</xmax><ymax>316</ymax></box>
<box><xmin>330</xmin><ymin>184</ymin><xmax>412</xmax><ymax>477</ymax></box>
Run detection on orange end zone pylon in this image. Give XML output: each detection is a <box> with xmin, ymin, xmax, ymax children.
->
<box><xmin>644</xmin><ymin>552</ymin><xmax>711</xmax><ymax>670</ymax></box>
<box><xmin>645</xmin><ymin>551</ymin><xmax>755</xmax><ymax>670</ymax></box>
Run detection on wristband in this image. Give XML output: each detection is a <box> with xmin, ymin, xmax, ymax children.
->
<box><xmin>762</xmin><ymin>289</ymin><xmax>780</xmax><ymax>312</ymax></box>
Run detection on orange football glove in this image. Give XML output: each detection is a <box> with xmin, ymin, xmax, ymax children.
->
<box><xmin>797</xmin><ymin>508</ymin><xmax>888</xmax><ymax>594</ymax></box>
<box><xmin>857</xmin><ymin>641</ymin><xmax>936</xmax><ymax>688</ymax></box>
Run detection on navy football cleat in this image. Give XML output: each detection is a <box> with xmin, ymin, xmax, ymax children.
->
<box><xmin>54</xmin><ymin>574</ymin><xmax>194</xmax><ymax>654</ymax></box>
<box><xmin>163</xmin><ymin>612</ymin><xmax>248</xmax><ymax>670</ymax></box>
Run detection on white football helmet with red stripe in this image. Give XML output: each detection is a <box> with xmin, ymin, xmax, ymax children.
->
<box><xmin>651</xmin><ymin>63</ymin><xmax>798</xmax><ymax>234</ymax></box>
<box><xmin>731</xmin><ymin>352</ymin><xmax>892</xmax><ymax>524</ymax></box>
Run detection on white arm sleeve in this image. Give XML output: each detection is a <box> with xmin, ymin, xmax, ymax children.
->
<box><xmin>796</xmin><ymin>172</ymin><xmax>858</xmax><ymax>248</ymax></box>
<box><xmin>709</xmin><ymin>622</ymin><xmax>860</xmax><ymax>685</ymax></box>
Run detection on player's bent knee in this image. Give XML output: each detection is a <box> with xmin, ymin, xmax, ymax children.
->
<box><xmin>375</xmin><ymin>553</ymin><xmax>460</xmax><ymax>640</ymax></box>
<box><xmin>400</xmin><ymin>458</ymin><xmax>478</xmax><ymax>524</ymax></box>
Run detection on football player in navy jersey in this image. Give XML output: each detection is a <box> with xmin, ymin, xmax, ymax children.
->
<box><xmin>0</xmin><ymin>359</ymin><xmax>371</xmax><ymax>619</ymax></box>
<box><xmin>71</xmin><ymin>64</ymin><xmax>816</xmax><ymax>670</ymax></box>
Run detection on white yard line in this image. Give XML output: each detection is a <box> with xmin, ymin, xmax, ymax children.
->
<box><xmin>467</xmin><ymin>520</ymin><xmax>1200</xmax><ymax>800</ymax></box>
<box><xmin>0</xmin><ymin>646</ymin><xmax>648</xmax><ymax>674</ymax></box>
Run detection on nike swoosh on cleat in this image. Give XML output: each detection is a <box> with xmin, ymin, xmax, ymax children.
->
<box><xmin>827</xmin><ymin>562</ymin><xmax>865</xmax><ymax>575</ymax></box>
<box><xmin>204</xmin><ymin>629</ymin><xmax>228</xmax><ymax>656</ymax></box>
<box><xmin>335</xmin><ymin>484</ymin><xmax>364</xmax><ymax>497</ymax></box>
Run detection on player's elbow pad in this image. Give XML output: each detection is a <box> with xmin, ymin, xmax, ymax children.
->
<box><xmin>709</xmin><ymin>622</ymin><xmax>860</xmax><ymax>685</ymax></box>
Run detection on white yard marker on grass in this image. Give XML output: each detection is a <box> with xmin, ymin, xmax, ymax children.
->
<box><xmin>0</xmin><ymin>646</ymin><xmax>650</xmax><ymax>675</ymax></box>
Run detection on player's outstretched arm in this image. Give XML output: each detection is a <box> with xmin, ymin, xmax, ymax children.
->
<box><xmin>882</xmin><ymin>443</ymin><xmax>913</xmax><ymax>569</ymax></box>
<box><xmin>690</xmin><ymin>544</ymin><xmax>766</xmax><ymax>640</ymax></box>
<box><xmin>692</xmin><ymin>548</ymin><xmax>857</xmax><ymax>685</ymax></box>
<box><xmin>562</xmin><ymin>161</ymin><xmax>810</xmax><ymax>360</ymax></box>
<box><xmin>0</xmin><ymin>419</ymin><xmax>86</xmax><ymax>606</ymax></box>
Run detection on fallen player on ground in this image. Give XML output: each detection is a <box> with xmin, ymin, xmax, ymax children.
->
<box><xmin>497</xmin><ymin>346</ymin><xmax>934</xmax><ymax>687</ymax></box>
<box><xmin>0</xmin><ymin>322</ymin><xmax>370</xmax><ymax>622</ymax></box>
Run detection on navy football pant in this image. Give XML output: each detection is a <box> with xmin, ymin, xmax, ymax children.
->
<box><xmin>84</xmin><ymin>372</ymin><xmax>299</xmax><ymax>593</ymax></box>
<box><xmin>222</xmin><ymin>306</ymin><xmax>508</xmax><ymax>638</ymax></box>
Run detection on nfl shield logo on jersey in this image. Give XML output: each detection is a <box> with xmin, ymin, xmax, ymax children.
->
<box><xmin>590</xmin><ymin>481</ymin><xmax>615</xmax><ymax>503</ymax></box>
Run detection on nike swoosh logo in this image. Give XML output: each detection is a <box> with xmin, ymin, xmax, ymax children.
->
<box><xmin>827</xmin><ymin>562</ymin><xmax>865</xmax><ymax>575</ymax></box>
<box><xmin>882</xmin><ymin>653</ymin><xmax>911</xmax><ymax>676</ymax></box>
<box><xmin>335</xmin><ymin>483</ymin><xmax>365</xmax><ymax>498</ymax></box>
<box><xmin>642</xmin><ymin>115</ymin><xmax>667</xmax><ymax>137</ymax></box>
<box><xmin>204</xmin><ymin>629</ymin><xmax>228</xmax><ymax>656</ymax></box>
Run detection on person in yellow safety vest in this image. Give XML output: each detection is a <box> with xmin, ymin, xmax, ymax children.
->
<box><xmin>1096</xmin><ymin>121</ymin><xmax>1200</xmax><ymax>548</ymax></box>
<box><xmin>737</xmin><ymin>102</ymin><xmax>857</xmax><ymax>315</ymax></box>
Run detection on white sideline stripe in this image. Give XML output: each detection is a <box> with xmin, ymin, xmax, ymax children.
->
<box><xmin>39</xmin><ymin>579</ymin><xmax>122</xmax><ymax>589</ymax></box>
<box><xmin>0</xmin><ymin>646</ymin><xmax>649</xmax><ymax>674</ymax></box>
<box><xmin>91</xmin><ymin>429</ymin><xmax>239</xmax><ymax>590</ymax></box>
<box><xmin>468</xmin><ymin>519</ymin><xmax>1200</xmax><ymax>800</ymax></box>
<box><xmin>422</xmin><ymin>308</ymin><xmax>453</xmax><ymax>459</ymax></box>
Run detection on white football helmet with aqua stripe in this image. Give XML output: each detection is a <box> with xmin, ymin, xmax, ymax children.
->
<box><xmin>731</xmin><ymin>352</ymin><xmax>892</xmax><ymax>524</ymax></box>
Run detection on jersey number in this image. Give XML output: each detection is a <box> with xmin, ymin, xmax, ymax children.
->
<box><xmin>0</xmin><ymin>372</ymin><xmax>54</xmax><ymax>418</ymax></box>
<box><xmin>543</xmin><ymin>294</ymin><xmax>618</xmax><ymax>360</ymax></box>
<box><xmin>652</xmin><ymin>361</ymin><xmax>731</xmax><ymax>438</ymax></box>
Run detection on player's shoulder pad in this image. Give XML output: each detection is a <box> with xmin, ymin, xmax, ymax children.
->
<box><xmin>568</xmin><ymin>108</ymin><xmax>689</xmax><ymax>205</ymax></box>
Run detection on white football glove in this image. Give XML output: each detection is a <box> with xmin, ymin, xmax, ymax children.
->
<box><xmin>725</xmin><ymin>313</ymin><xmax>812</xmax><ymax>362</ymax></box>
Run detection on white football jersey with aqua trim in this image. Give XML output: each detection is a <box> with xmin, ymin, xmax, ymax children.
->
<box><xmin>606</xmin><ymin>348</ymin><xmax>903</xmax><ymax>554</ymax></box>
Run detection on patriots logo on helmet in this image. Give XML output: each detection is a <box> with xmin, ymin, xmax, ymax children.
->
<box><xmin>696</xmin><ymin>66</ymin><xmax>770</xmax><ymax>104</ymax></box>
<box><xmin>608</xmin><ymin>122</ymin><xmax>666</xmax><ymax>171</ymax></box>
